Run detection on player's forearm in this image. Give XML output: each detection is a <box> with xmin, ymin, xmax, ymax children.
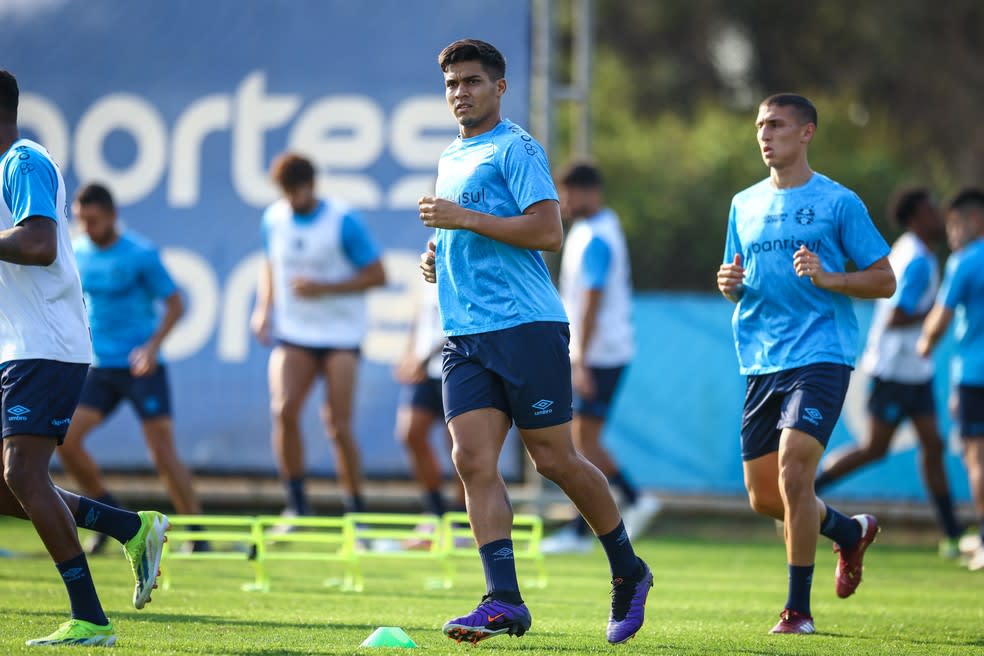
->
<box><xmin>322</xmin><ymin>260</ymin><xmax>386</xmax><ymax>293</ymax></box>
<box><xmin>255</xmin><ymin>259</ymin><xmax>274</xmax><ymax>312</ymax></box>
<box><xmin>0</xmin><ymin>220</ymin><xmax>57</xmax><ymax>266</ymax></box>
<box><xmin>460</xmin><ymin>205</ymin><xmax>563</xmax><ymax>252</ymax></box>
<box><xmin>819</xmin><ymin>263</ymin><xmax>896</xmax><ymax>299</ymax></box>
<box><xmin>148</xmin><ymin>293</ymin><xmax>185</xmax><ymax>349</ymax></box>
<box><xmin>885</xmin><ymin>306</ymin><xmax>928</xmax><ymax>327</ymax></box>
<box><xmin>918</xmin><ymin>305</ymin><xmax>953</xmax><ymax>354</ymax></box>
<box><xmin>577</xmin><ymin>291</ymin><xmax>602</xmax><ymax>362</ymax></box>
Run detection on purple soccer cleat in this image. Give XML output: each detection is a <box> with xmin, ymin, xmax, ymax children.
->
<box><xmin>606</xmin><ymin>559</ymin><xmax>653</xmax><ymax>644</ymax></box>
<box><xmin>834</xmin><ymin>513</ymin><xmax>879</xmax><ymax>598</ymax></box>
<box><xmin>442</xmin><ymin>594</ymin><xmax>532</xmax><ymax>645</ymax></box>
<box><xmin>769</xmin><ymin>608</ymin><xmax>816</xmax><ymax>634</ymax></box>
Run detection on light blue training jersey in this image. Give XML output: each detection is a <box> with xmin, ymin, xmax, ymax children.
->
<box><xmin>73</xmin><ymin>232</ymin><xmax>178</xmax><ymax>368</ymax></box>
<box><xmin>938</xmin><ymin>237</ymin><xmax>984</xmax><ymax>385</ymax></box>
<box><xmin>723</xmin><ymin>172</ymin><xmax>890</xmax><ymax>375</ymax></box>
<box><xmin>434</xmin><ymin>119</ymin><xmax>568</xmax><ymax>336</ymax></box>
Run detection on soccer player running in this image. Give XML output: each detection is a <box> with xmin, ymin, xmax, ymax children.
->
<box><xmin>58</xmin><ymin>183</ymin><xmax>203</xmax><ymax>556</ymax></box>
<box><xmin>0</xmin><ymin>69</ymin><xmax>168</xmax><ymax>647</ymax></box>
<box><xmin>393</xmin><ymin>260</ymin><xmax>465</xmax><ymax>523</ymax></box>
<box><xmin>541</xmin><ymin>162</ymin><xmax>659</xmax><ymax>554</ymax></box>
<box><xmin>419</xmin><ymin>39</ymin><xmax>651</xmax><ymax>645</ymax></box>
<box><xmin>716</xmin><ymin>93</ymin><xmax>896</xmax><ymax>634</ymax></box>
<box><xmin>816</xmin><ymin>188</ymin><xmax>964</xmax><ymax>557</ymax></box>
<box><xmin>250</xmin><ymin>153</ymin><xmax>386</xmax><ymax>519</ymax></box>
<box><xmin>917</xmin><ymin>188</ymin><xmax>984</xmax><ymax>571</ymax></box>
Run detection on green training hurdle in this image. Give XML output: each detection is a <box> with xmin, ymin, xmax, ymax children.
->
<box><xmin>250</xmin><ymin>515</ymin><xmax>355</xmax><ymax>592</ymax></box>
<box><xmin>440</xmin><ymin>511</ymin><xmax>547</xmax><ymax>589</ymax></box>
<box><xmin>159</xmin><ymin>515</ymin><xmax>259</xmax><ymax>591</ymax></box>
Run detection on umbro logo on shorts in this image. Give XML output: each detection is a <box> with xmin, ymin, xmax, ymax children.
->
<box><xmin>6</xmin><ymin>405</ymin><xmax>30</xmax><ymax>422</ymax></box>
<box><xmin>803</xmin><ymin>407</ymin><xmax>823</xmax><ymax>425</ymax></box>
<box><xmin>532</xmin><ymin>399</ymin><xmax>554</xmax><ymax>415</ymax></box>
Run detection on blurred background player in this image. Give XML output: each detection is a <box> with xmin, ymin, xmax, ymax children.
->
<box><xmin>0</xmin><ymin>69</ymin><xmax>167</xmax><ymax>647</ymax></box>
<box><xmin>250</xmin><ymin>153</ymin><xmax>386</xmax><ymax>519</ymax></box>
<box><xmin>59</xmin><ymin>182</ymin><xmax>202</xmax><ymax>555</ymax></box>
<box><xmin>816</xmin><ymin>188</ymin><xmax>963</xmax><ymax>557</ymax></box>
<box><xmin>917</xmin><ymin>188</ymin><xmax>984</xmax><ymax>571</ymax></box>
<box><xmin>717</xmin><ymin>93</ymin><xmax>895</xmax><ymax>634</ymax></box>
<box><xmin>542</xmin><ymin>162</ymin><xmax>660</xmax><ymax>554</ymax></box>
<box><xmin>393</xmin><ymin>252</ymin><xmax>465</xmax><ymax>525</ymax></box>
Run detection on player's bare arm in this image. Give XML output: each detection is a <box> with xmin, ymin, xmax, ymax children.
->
<box><xmin>0</xmin><ymin>216</ymin><xmax>57</xmax><ymax>266</ymax></box>
<box><xmin>130</xmin><ymin>291</ymin><xmax>185</xmax><ymax>377</ymax></box>
<box><xmin>291</xmin><ymin>259</ymin><xmax>387</xmax><ymax>297</ymax></box>
<box><xmin>419</xmin><ymin>240</ymin><xmax>437</xmax><ymax>284</ymax></box>
<box><xmin>916</xmin><ymin>304</ymin><xmax>954</xmax><ymax>357</ymax></box>
<box><xmin>717</xmin><ymin>253</ymin><xmax>745</xmax><ymax>303</ymax></box>
<box><xmin>418</xmin><ymin>196</ymin><xmax>563</xmax><ymax>252</ymax></box>
<box><xmin>793</xmin><ymin>247</ymin><xmax>895</xmax><ymax>299</ymax></box>
<box><xmin>250</xmin><ymin>257</ymin><xmax>274</xmax><ymax>344</ymax></box>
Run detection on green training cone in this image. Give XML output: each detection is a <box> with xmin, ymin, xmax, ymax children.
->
<box><xmin>360</xmin><ymin>626</ymin><xmax>418</xmax><ymax>648</ymax></box>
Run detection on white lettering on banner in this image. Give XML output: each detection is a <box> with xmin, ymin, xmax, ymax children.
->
<box><xmin>160</xmin><ymin>248</ymin><xmax>420</xmax><ymax>366</ymax></box>
<box><xmin>19</xmin><ymin>72</ymin><xmax>456</xmax><ymax>209</ymax></box>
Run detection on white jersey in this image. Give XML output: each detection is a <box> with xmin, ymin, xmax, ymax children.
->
<box><xmin>0</xmin><ymin>139</ymin><xmax>91</xmax><ymax>366</ymax></box>
<box><xmin>861</xmin><ymin>232</ymin><xmax>938</xmax><ymax>383</ymax></box>
<box><xmin>263</xmin><ymin>197</ymin><xmax>368</xmax><ymax>348</ymax></box>
<box><xmin>412</xmin><ymin>279</ymin><xmax>445</xmax><ymax>380</ymax></box>
<box><xmin>559</xmin><ymin>207</ymin><xmax>635</xmax><ymax>367</ymax></box>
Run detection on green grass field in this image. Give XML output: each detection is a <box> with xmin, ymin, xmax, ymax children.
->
<box><xmin>1</xmin><ymin>516</ymin><xmax>981</xmax><ymax>655</ymax></box>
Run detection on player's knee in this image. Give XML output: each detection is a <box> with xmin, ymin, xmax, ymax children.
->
<box><xmin>450</xmin><ymin>446</ymin><xmax>493</xmax><ymax>483</ymax></box>
<box><xmin>529</xmin><ymin>450</ymin><xmax>577</xmax><ymax>485</ymax></box>
<box><xmin>862</xmin><ymin>441</ymin><xmax>890</xmax><ymax>460</ymax></box>
<box><xmin>747</xmin><ymin>487</ymin><xmax>783</xmax><ymax>517</ymax></box>
<box><xmin>2</xmin><ymin>459</ymin><xmax>39</xmax><ymax>498</ymax></box>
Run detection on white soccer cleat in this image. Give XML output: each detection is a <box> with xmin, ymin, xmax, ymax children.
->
<box><xmin>622</xmin><ymin>494</ymin><xmax>663</xmax><ymax>539</ymax></box>
<box><xmin>967</xmin><ymin>547</ymin><xmax>984</xmax><ymax>572</ymax></box>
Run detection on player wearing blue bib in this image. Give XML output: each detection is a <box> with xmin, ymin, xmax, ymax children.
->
<box><xmin>59</xmin><ymin>183</ymin><xmax>202</xmax><ymax>555</ymax></box>
<box><xmin>816</xmin><ymin>188</ymin><xmax>963</xmax><ymax>557</ymax></box>
<box><xmin>250</xmin><ymin>153</ymin><xmax>386</xmax><ymax>520</ymax></box>
<box><xmin>418</xmin><ymin>40</ymin><xmax>650</xmax><ymax>646</ymax></box>
<box><xmin>717</xmin><ymin>94</ymin><xmax>895</xmax><ymax>634</ymax></box>
<box><xmin>0</xmin><ymin>70</ymin><xmax>168</xmax><ymax>647</ymax></box>
<box><xmin>918</xmin><ymin>188</ymin><xmax>984</xmax><ymax>571</ymax></box>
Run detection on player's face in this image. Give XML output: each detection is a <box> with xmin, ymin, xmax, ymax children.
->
<box><xmin>559</xmin><ymin>185</ymin><xmax>599</xmax><ymax>222</ymax></box>
<box><xmin>282</xmin><ymin>183</ymin><xmax>317</xmax><ymax>214</ymax></box>
<box><xmin>916</xmin><ymin>199</ymin><xmax>945</xmax><ymax>240</ymax></box>
<box><xmin>755</xmin><ymin>104</ymin><xmax>813</xmax><ymax>170</ymax></box>
<box><xmin>945</xmin><ymin>210</ymin><xmax>968</xmax><ymax>251</ymax></box>
<box><xmin>73</xmin><ymin>202</ymin><xmax>116</xmax><ymax>246</ymax></box>
<box><xmin>443</xmin><ymin>60</ymin><xmax>505</xmax><ymax>138</ymax></box>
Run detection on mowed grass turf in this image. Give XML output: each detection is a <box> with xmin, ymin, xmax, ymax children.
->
<box><xmin>1</xmin><ymin>515</ymin><xmax>981</xmax><ymax>655</ymax></box>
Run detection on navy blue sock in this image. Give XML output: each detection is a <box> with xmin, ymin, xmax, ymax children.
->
<box><xmin>932</xmin><ymin>494</ymin><xmax>962</xmax><ymax>539</ymax></box>
<box><xmin>345</xmin><ymin>493</ymin><xmax>366</xmax><ymax>514</ymax></box>
<box><xmin>784</xmin><ymin>564</ymin><xmax>814</xmax><ymax>616</ymax></box>
<box><xmin>478</xmin><ymin>538</ymin><xmax>522</xmax><ymax>604</ymax></box>
<box><xmin>598</xmin><ymin>520</ymin><xmax>641</xmax><ymax>580</ymax></box>
<box><xmin>609</xmin><ymin>471</ymin><xmax>638</xmax><ymax>506</ymax></box>
<box><xmin>424</xmin><ymin>489</ymin><xmax>447</xmax><ymax>516</ymax></box>
<box><xmin>819</xmin><ymin>503</ymin><xmax>861</xmax><ymax>549</ymax></box>
<box><xmin>57</xmin><ymin>553</ymin><xmax>108</xmax><ymax>626</ymax></box>
<box><xmin>73</xmin><ymin>496</ymin><xmax>141</xmax><ymax>544</ymax></box>
<box><xmin>95</xmin><ymin>492</ymin><xmax>124</xmax><ymax>509</ymax></box>
<box><xmin>285</xmin><ymin>477</ymin><xmax>309</xmax><ymax>515</ymax></box>
<box><xmin>572</xmin><ymin>514</ymin><xmax>591</xmax><ymax>537</ymax></box>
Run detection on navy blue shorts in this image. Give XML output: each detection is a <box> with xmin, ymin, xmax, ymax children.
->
<box><xmin>573</xmin><ymin>365</ymin><xmax>627</xmax><ymax>419</ymax></box>
<box><xmin>867</xmin><ymin>377</ymin><xmax>936</xmax><ymax>425</ymax></box>
<box><xmin>78</xmin><ymin>366</ymin><xmax>172</xmax><ymax>420</ymax></box>
<box><xmin>442</xmin><ymin>321</ymin><xmax>573</xmax><ymax>430</ymax></box>
<box><xmin>741</xmin><ymin>363</ymin><xmax>852</xmax><ymax>460</ymax></box>
<box><xmin>1</xmin><ymin>359</ymin><xmax>88</xmax><ymax>441</ymax></box>
<box><xmin>957</xmin><ymin>385</ymin><xmax>984</xmax><ymax>438</ymax></box>
<box><xmin>276</xmin><ymin>339</ymin><xmax>360</xmax><ymax>363</ymax></box>
<box><xmin>399</xmin><ymin>377</ymin><xmax>444</xmax><ymax>417</ymax></box>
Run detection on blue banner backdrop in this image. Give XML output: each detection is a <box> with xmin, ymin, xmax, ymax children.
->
<box><xmin>607</xmin><ymin>293</ymin><xmax>970</xmax><ymax>503</ymax></box>
<box><xmin>2</xmin><ymin>0</ymin><xmax>532</xmax><ymax>478</ymax></box>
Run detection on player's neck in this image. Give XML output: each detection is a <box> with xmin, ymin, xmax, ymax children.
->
<box><xmin>0</xmin><ymin>124</ymin><xmax>18</xmax><ymax>156</ymax></box>
<box><xmin>769</xmin><ymin>159</ymin><xmax>812</xmax><ymax>189</ymax></box>
<box><xmin>459</xmin><ymin>114</ymin><xmax>501</xmax><ymax>139</ymax></box>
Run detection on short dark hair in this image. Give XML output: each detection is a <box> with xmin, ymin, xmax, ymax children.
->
<box><xmin>558</xmin><ymin>162</ymin><xmax>603</xmax><ymax>189</ymax></box>
<box><xmin>760</xmin><ymin>93</ymin><xmax>818</xmax><ymax>128</ymax></box>
<box><xmin>948</xmin><ymin>187</ymin><xmax>984</xmax><ymax>215</ymax></box>
<box><xmin>75</xmin><ymin>182</ymin><xmax>116</xmax><ymax>212</ymax></box>
<box><xmin>438</xmin><ymin>39</ymin><xmax>506</xmax><ymax>80</ymax></box>
<box><xmin>889</xmin><ymin>187</ymin><xmax>930</xmax><ymax>227</ymax></box>
<box><xmin>270</xmin><ymin>152</ymin><xmax>315</xmax><ymax>189</ymax></box>
<box><xmin>0</xmin><ymin>69</ymin><xmax>19</xmax><ymax>123</ymax></box>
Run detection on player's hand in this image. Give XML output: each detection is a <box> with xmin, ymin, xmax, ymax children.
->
<box><xmin>129</xmin><ymin>344</ymin><xmax>159</xmax><ymax>377</ymax></box>
<box><xmin>572</xmin><ymin>362</ymin><xmax>596</xmax><ymax>401</ymax></box>
<box><xmin>717</xmin><ymin>254</ymin><xmax>745</xmax><ymax>300</ymax></box>
<box><xmin>291</xmin><ymin>277</ymin><xmax>326</xmax><ymax>298</ymax></box>
<box><xmin>394</xmin><ymin>354</ymin><xmax>428</xmax><ymax>385</ymax></box>
<box><xmin>420</xmin><ymin>240</ymin><xmax>437</xmax><ymax>284</ymax></box>
<box><xmin>419</xmin><ymin>196</ymin><xmax>470</xmax><ymax>230</ymax></box>
<box><xmin>915</xmin><ymin>334</ymin><xmax>933</xmax><ymax>358</ymax></box>
<box><xmin>793</xmin><ymin>245</ymin><xmax>835</xmax><ymax>287</ymax></box>
<box><xmin>250</xmin><ymin>309</ymin><xmax>272</xmax><ymax>346</ymax></box>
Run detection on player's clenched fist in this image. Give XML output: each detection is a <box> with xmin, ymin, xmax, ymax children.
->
<box><xmin>717</xmin><ymin>253</ymin><xmax>745</xmax><ymax>301</ymax></box>
<box><xmin>420</xmin><ymin>239</ymin><xmax>437</xmax><ymax>284</ymax></box>
<box><xmin>419</xmin><ymin>196</ymin><xmax>470</xmax><ymax>230</ymax></box>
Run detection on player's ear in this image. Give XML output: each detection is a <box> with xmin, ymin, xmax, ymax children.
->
<box><xmin>496</xmin><ymin>77</ymin><xmax>507</xmax><ymax>97</ymax></box>
<box><xmin>801</xmin><ymin>122</ymin><xmax>816</xmax><ymax>144</ymax></box>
